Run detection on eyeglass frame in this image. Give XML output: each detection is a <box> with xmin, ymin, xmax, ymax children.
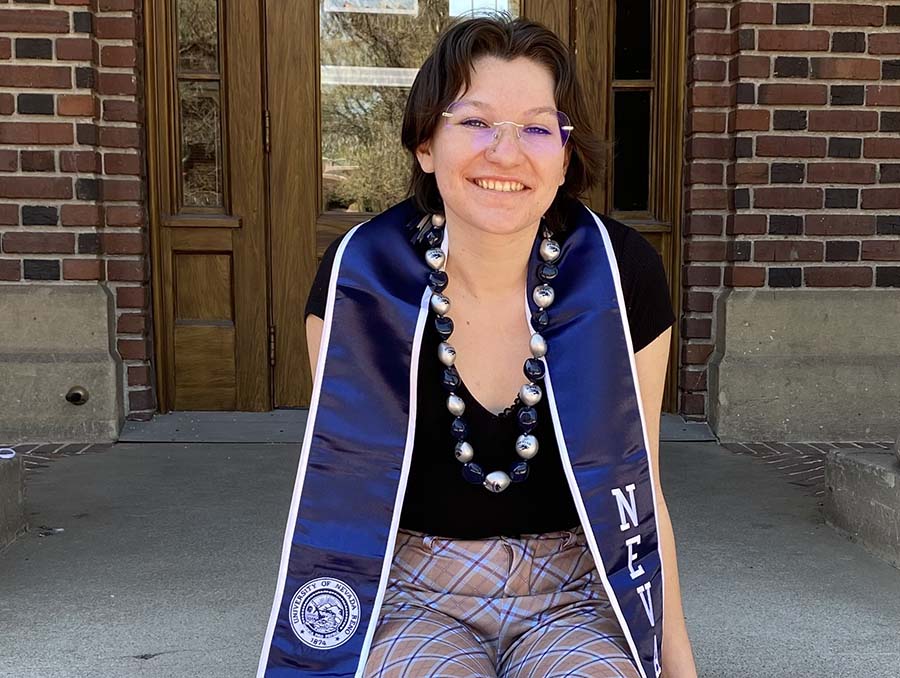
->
<box><xmin>439</xmin><ymin>102</ymin><xmax>575</xmax><ymax>152</ymax></box>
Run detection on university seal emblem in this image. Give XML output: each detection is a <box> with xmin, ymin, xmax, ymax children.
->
<box><xmin>289</xmin><ymin>578</ymin><xmax>360</xmax><ymax>650</ymax></box>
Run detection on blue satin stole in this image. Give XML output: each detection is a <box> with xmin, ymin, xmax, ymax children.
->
<box><xmin>257</xmin><ymin>197</ymin><xmax>664</xmax><ymax>678</ymax></box>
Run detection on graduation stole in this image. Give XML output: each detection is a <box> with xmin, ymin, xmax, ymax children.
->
<box><xmin>257</xmin><ymin>197</ymin><xmax>664</xmax><ymax>678</ymax></box>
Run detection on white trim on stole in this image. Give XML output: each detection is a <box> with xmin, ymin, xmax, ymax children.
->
<box><xmin>256</xmin><ymin>221</ymin><xmax>367</xmax><ymax>677</ymax></box>
<box><xmin>257</xmin><ymin>216</ymin><xmax>431</xmax><ymax>677</ymax></box>
<box><xmin>354</xmin><ymin>218</ymin><xmax>433</xmax><ymax>675</ymax></box>
<box><xmin>528</xmin><ymin>209</ymin><xmax>666</xmax><ymax>678</ymax></box>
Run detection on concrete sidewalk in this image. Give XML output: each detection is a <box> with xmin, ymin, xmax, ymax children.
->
<box><xmin>1</xmin><ymin>439</ymin><xmax>898</xmax><ymax>678</ymax></box>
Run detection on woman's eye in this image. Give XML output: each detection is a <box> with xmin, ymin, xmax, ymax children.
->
<box><xmin>460</xmin><ymin>118</ymin><xmax>489</xmax><ymax>128</ymax></box>
<box><xmin>525</xmin><ymin>126</ymin><xmax>552</xmax><ymax>136</ymax></box>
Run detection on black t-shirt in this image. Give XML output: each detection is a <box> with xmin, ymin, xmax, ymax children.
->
<box><xmin>304</xmin><ymin>214</ymin><xmax>675</xmax><ymax>539</ymax></box>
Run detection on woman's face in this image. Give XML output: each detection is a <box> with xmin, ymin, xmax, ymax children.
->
<box><xmin>416</xmin><ymin>55</ymin><xmax>570</xmax><ymax>237</ymax></box>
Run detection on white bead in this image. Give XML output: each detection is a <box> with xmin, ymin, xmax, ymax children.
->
<box><xmin>515</xmin><ymin>434</ymin><xmax>539</xmax><ymax>459</ymax></box>
<box><xmin>454</xmin><ymin>441</ymin><xmax>474</xmax><ymax>463</ymax></box>
<box><xmin>533</xmin><ymin>284</ymin><xmax>555</xmax><ymax>309</ymax></box>
<box><xmin>431</xmin><ymin>213</ymin><xmax>445</xmax><ymax>227</ymax></box>
<box><xmin>519</xmin><ymin>383</ymin><xmax>542</xmax><ymax>407</ymax></box>
<box><xmin>540</xmin><ymin>238</ymin><xmax>560</xmax><ymax>262</ymax></box>
<box><xmin>430</xmin><ymin>293</ymin><xmax>450</xmax><ymax>316</ymax></box>
<box><xmin>425</xmin><ymin>248</ymin><xmax>446</xmax><ymax>270</ymax></box>
<box><xmin>529</xmin><ymin>333</ymin><xmax>547</xmax><ymax>358</ymax></box>
<box><xmin>447</xmin><ymin>394</ymin><xmax>465</xmax><ymax>417</ymax></box>
<box><xmin>438</xmin><ymin>342</ymin><xmax>456</xmax><ymax>367</ymax></box>
<box><xmin>483</xmin><ymin>471</ymin><xmax>511</xmax><ymax>493</ymax></box>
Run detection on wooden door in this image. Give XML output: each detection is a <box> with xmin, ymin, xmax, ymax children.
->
<box><xmin>267</xmin><ymin>0</ymin><xmax>685</xmax><ymax>410</ymax></box>
<box><xmin>147</xmin><ymin>0</ymin><xmax>270</xmax><ymax>411</ymax></box>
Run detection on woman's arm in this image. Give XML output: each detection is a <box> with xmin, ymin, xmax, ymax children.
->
<box><xmin>634</xmin><ymin>327</ymin><xmax>698</xmax><ymax>678</ymax></box>
<box><xmin>306</xmin><ymin>315</ymin><xmax>324</xmax><ymax>380</ymax></box>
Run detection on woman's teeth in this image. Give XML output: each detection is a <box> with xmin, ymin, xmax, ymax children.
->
<box><xmin>473</xmin><ymin>179</ymin><xmax>526</xmax><ymax>192</ymax></box>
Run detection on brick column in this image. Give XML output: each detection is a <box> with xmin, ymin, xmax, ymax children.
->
<box><xmin>683</xmin><ymin>0</ymin><xmax>900</xmax><ymax>422</ymax></box>
<box><xmin>0</xmin><ymin>0</ymin><xmax>154</xmax><ymax>421</ymax></box>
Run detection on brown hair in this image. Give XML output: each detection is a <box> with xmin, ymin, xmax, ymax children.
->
<box><xmin>401</xmin><ymin>12</ymin><xmax>607</xmax><ymax>233</ymax></box>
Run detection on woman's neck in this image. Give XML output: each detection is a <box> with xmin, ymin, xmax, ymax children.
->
<box><xmin>444</xmin><ymin>219</ymin><xmax>539</xmax><ymax>301</ymax></box>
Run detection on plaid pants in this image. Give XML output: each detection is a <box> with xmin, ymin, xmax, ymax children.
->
<box><xmin>364</xmin><ymin>526</ymin><xmax>641</xmax><ymax>678</ymax></box>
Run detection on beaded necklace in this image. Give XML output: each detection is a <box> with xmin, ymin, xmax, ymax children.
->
<box><xmin>417</xmin><ymin>212</ymin><xmax>561</xmax><ymax>494</ymax></box>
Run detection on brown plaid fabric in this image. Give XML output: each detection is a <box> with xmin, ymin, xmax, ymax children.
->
<box><xmin>363</xmin><ymin>526</ymin><xmax>641</xmax><ymax>678</ymax></box>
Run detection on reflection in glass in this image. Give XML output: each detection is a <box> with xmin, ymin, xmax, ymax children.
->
<box><xmin>449</xmin><ymin>0</ymin><xmax>512</xmax><ymax>16</ymax></box>
<box><xmin>319</xmin><ymin>0</ymin><xmax>520</xmax><ymax>213</ymax></box>
<box><xmin>615</xmin><ymin>0</ymin><xmax>652</xmax><ymax>80</ymax></box>
<box><xmin>180</xmin><ymin>81</ymin><xmax>224</xmax><ymax>208</ymax></box>
<box><xmin>324</xmin><ymin>0</ymin><xmax>419</xmax><ymax>14</ymax></box>
<box><xmin>613</xmin><ymin>90</ymin><xmax>651</xmax><ymax>212</ymax></box>
<box><xmin>177</xmin><ymin>0</ymin><xmax>219</xmax><ymax>73</ymax></box>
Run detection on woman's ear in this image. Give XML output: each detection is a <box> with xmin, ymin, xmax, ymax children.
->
<box><xmin>415</xmin><ymin>140</ymin><xmax>435</xmax><ymax>174</ymax></box>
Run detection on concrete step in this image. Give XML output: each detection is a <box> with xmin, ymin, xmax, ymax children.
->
<box><xmin>823</xmin><ymin>447</ymin><xmax>900</xmax><ymax>569</ymax></box>
<box><xmin>0</xmin><ymin>451</ymin><xmax>26</xmax><ymax>551</ymax></box>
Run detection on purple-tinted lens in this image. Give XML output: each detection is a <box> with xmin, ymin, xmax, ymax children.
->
<box><xmin>443</xmin><ymin>102</ymin><xmax>573</xmax><ymax>151</ymax></box>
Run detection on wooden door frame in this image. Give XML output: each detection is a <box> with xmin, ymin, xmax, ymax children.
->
<box><xmin>266</xmin><ymin>0</ymin><xmax>320</xmax><ymax>408</ymax></box>
<box><xmin>573</xmin><ymin>0</ymin><xmax>687</xmax><ymax>412</ymax></box>
<box><xmin>655</xmin><ymin>0</ymin><xmax>688</xmax><ymax>413</ymax></box>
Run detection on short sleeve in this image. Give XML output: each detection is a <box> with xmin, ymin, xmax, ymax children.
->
<box><xmin>618</xmin><ymin>229</ymin><xmax>676</xmax><ymax>353</ymax></box>
<box><xmin>304</xmin><ymin>233</ymin><xmax>346</xmax><ymax>320</ymax></box>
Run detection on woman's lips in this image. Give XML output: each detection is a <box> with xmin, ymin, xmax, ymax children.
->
<box><xmin>468</xmin><ymin>178</ymin><xmax>532</xmax><ymax>194</ymax></box>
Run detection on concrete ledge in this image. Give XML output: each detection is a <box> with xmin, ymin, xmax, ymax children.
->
<box><xmin>823</xmin><ymin>447</ymin><xmax>900</xmax><ymax>569</ymax></box>
<box><xmin>0</xmin><ymin>285</ymin><xmax>123</xmax><ymax>443</ymax></box>
<box><xmin>0</xmin><ymin>454</ymin><xmax>26</xmax><ymax>551</ymax></box>
<box><xmin>710</xmin><ymin>289</ymin><xmax>900</xmax><ymax>442</ymax></box>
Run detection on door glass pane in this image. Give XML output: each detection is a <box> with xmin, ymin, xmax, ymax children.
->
<box><xmin>613</xmin><ymin>90</ymin><xmax>651</xmax><ymax>212</ymax></box>
<box><xmin>449</xmin><ymin>0</ymin><xmax>514</xmax><ymax>14</ymax></box>
<box><xmin>615</xmin><ymin>0</ymin><xmax>652</xmax><ymax>80</ymax></box>
<box><xmin>180</xmin><ymin>81</ymin><xmax>224</xmax><ymax>208</ymax></box>
<box><xmin>177</xmin><ymin>0</ymin><xmax>219</xmax><ymax>73</ymax></box>
<box><xmin>319</xmin><ymin>0</ymin><xmax>520</xmax><ymax>214</ymax></box>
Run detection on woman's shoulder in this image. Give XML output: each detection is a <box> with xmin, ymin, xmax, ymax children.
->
<box><xmin>565</xmin><ymin>204</ymin><xmax>661</xmax><ymax>270</ymax></box>
<box><xmin>304</xmin><ymin>232</ymin><xmax>349</xmax><ymax>321</ymax></box>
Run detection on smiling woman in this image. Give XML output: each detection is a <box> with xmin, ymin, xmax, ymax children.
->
<box><xmin>259</xmin><ymin>13</ymin><xmax>696</xmax><ymax>678</ymax></box>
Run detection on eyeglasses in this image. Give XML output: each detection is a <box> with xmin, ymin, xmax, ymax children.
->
<box><xmin>440</xmin><ymin>100</ymin><xmax>573</xmax><ymax>155</ymax></box>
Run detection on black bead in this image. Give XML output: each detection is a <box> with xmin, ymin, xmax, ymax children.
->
<box><xmin>434</xmin><ymin>315</ymin><xmax>454</xmax><ymax>339</ymax></box>
<box><xmin>424</xmin><ymin>229</ymin><xmax>442</xmax><ymax>248</ymax></box>
<box><xmin>537</xmin><ymin>262</ymin><xmax>559</xmax><ymax>282</ymax></box>
<box><xmin>441</xmin><ymin>366</ymin><xmax>460</xmax><ymax>391</ymax></box>
<box><xmin>510</xmin><ymin>461</ymin><xmax>530</xmax><ymax>483</ymax></box>
<box><xmin>462</xmin><ymin>462</ymin><xmax>485</xmax><ymax>484</ymax></box>
<box><xmin>428</xmin><ymin>270</ymin><xmax>448</xmax><ymax>292</ymax></box>
<box><xmin>524</xmin><ymin>358</ymin><xmax>545</xmax><ymax>382</ymax></box>
<box><xmin>517</xmin><ymin>406</ymin><xmax>538</xmax><ymax>433</ymax></box>
<box><xmin>532</xmin><ymin>309</ymin><xmax>549</xmax><ymax>329</ymax></box>
<box><xmin>450</xmin><ymin>417</ymin><xmax>468</xmax><ymax>440</ymax></box>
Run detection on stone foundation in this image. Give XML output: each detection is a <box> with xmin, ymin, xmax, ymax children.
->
<box><xmin>0</xmin><ymin>285</ymin><xmax>123</xmax><ymax>443</ymax></box>
<box><xmin>709</xmin><ymin>289</ymin><xmax>900</xmax><ymax>442</ymax></box>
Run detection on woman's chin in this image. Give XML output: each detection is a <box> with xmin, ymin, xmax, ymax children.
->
<box><xmin>456</xmin><ymin>214</ymin><xmax>541</xmax><ymax>238</ymax></box>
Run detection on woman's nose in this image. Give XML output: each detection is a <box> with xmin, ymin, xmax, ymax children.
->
<box><xmin>486</xmin><ymin>123</ymin><xmax>525</xmax><ymax>160</ymax></box>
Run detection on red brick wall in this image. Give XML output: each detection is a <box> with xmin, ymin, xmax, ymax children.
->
<box><xmin>683</xmin><ymin>0</ymin><xmax>900</xmax><ymax>420</ymax></box>
<box><xmin>0</xmin><ymin>0</ymin><xmax>153</xmax><ymax>420</ymax></box>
